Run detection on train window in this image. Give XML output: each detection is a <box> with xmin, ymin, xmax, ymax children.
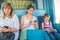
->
<box><xmin>0</xmin><ymin>0</ymin><xmax>44</xmax><ymax>10</ymax></box>
<box><xmin>54</xmin><ymin>0</ymin><xmax>60</xmax><ymax>24</ymax></box>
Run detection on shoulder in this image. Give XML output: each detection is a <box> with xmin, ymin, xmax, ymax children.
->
<box><xmin>49</xmin><ymin>21</ymin><xmax>52</xmax><ymax>24</ymax></box>
<box><xmin>22</xmin><ymin>15</ymin><xmax>26</xmax><ymax>18</ymax></box>
<box><xmin>12</xmin><ymin>14</ymin><xmax>19</xmax><ymax>20</ymax></box>
<box><xmin>33</xmin><ymin>16</ymin><xmax>37</xmax><ymax>20</ymax></box>
<box><xmin>21</xmin><ymin>15</ymin><xmax>26</xmax><ymax>19</ymax></box>
<box><xmin>13</xmin><ymin>14</ymin><xmax>18</xmax><ymax>17</ymax></box>
<box><xmin>12</xmin><ymin>14</ymin><xmax>19</xmax><ymax>19</ymax></box>
<box><xmin>42</xmin><ymin>22</ymin><xmax>44</xmax><ymax>25</ymax></box>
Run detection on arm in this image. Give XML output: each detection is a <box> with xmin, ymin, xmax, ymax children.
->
<box><xmin>42</xmin><ymin>23</ymin><xmax>47</xmax><ymax>31</ymax></box>
<box><xmin>2</xmin><ymin>28</ymin><xmax>17</xmax><ymax>32</ymax></box>
<box><xmin>32</xmin><ymin>17</ymin><xmax>38</xmax><ymax>29</ymax></box>
<box><xmin>20</xmin><ymin>16</ymin><xmax>30</xmax><ymax>30</ymax></box>
<box><xmin>42</xmin><ymin>23</ymin><xmax>45</xmax><ymax>30</ymax></box>
<box><xmin>42</xmin><ymin>23</ymin><xmax>51</xmax><ymax>33</ymax></box>
<box><xmin>50</xmin><ymin>22</ymin><xmax>54</xmax><ymax>29</ymax></box>
<box><xmin>50</xmin><ymin>22</ymin><xmax>57</xmax><ymax>32</ymax></box>
<box><xmin>8</xmin><ymin>28</ymin><xmax>18</xmax><ymax>32</ymax></box>
<box><xmin>34</xmin><ymin>22</ymin><xmax>38</xmax><ymax>29</ymax></box>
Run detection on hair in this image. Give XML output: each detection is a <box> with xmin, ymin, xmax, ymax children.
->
<box><xmin>1</xmin><ymin>2</ymin><xmax>14</xmax><ymax>19</ymax></box>
<box><xmin>26</xmin><ymin>5</ymin><xmax>34</xmax><ymax>14</ymax></box>
<box><xmin>27</xmin><ymin>5</ymin><xmax>34</xmax><ymax>10</ymax></box>
<box><xmin>44</xmin><ymin>13</ymin><xmax>50</xmax><ymax>18</ymax></box>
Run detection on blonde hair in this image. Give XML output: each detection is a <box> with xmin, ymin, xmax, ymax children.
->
<box><xmin>1</xmin><ymin>2</ymin><xmax>14</xmax><ymax>19</ymax></box>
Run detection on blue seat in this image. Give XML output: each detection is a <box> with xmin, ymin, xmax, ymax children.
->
<box><xmin>37</xmin><ymin>16</ymin><xmax>44</xmax><ymax>29</ymax></box>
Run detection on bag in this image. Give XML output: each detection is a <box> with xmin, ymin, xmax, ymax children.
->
<box><xmin>0</xmin><ymin>32</ymin><xmax>15</xmax><ymax>40</ymax></box>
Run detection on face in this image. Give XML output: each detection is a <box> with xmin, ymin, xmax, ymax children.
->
<box><xmin>44</xmin><ymin>17</ymin><xmax>50</xmax><ymax>22</ymax></box>
<box><xmin>27</xmin><ymin>8</ymin><xmax>34</xmax><ymax>15</ymax></box>
<box><xmin>3</xmin><ymin>6</ymin><xmax>11</xmax><ymax>16</ymax></box>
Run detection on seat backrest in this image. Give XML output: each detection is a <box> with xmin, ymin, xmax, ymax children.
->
<box><xmin>37</xmin><ymin>16</ymin><xmax>44</xmax><ymax>29</ymax></box>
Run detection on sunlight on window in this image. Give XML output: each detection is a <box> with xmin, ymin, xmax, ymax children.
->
<box><xmin>54</xmin><ymin>0</ymin><xmax>60</xmax><ymax>24</ymax></box>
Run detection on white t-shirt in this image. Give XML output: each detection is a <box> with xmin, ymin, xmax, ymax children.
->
<box><xmin>0</xmin><ymin>14</ymin><xmax>19</xmax><ymax>40</ymax></box>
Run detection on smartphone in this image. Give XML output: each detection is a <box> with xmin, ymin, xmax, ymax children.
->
<box><xmin>4</xmin><ymin>26</ymin><xmax>9</xmax><ymax>29</ymax></box>
<box><xmin>34</xmin><ymin>20</ymin><xmax>36</xmax><ymax>22</ymax></box>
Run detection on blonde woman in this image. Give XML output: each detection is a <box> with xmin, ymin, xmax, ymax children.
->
<box><xmin>0</xmin><ymin>3</ymin><xmax>19</xmax><ymax>40</ymax></box>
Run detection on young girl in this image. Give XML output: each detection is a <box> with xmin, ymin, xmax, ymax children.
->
<box><xmin>20</xmin><ymin>5</ymin><xmax>38</xmax><ymax>40</ymax></box>
<box><xmin>0</xmin><ymin>3</ymin><xmax>19</xmax><ymax>40</ymax></box>
<box><xmin>42</xmin><ymin>13</ymin><xmax>60</xmax><ymax>40</ymax></box>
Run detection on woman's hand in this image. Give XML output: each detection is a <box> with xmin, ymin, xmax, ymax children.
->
<box><xmin>1</xmin><ymin>27</ymin><xmax>11</xmax><ymax>32</ymax></box>
<box><xmin>0</xmin><ymin>27</ymin><xmax>9</xmax><ymax>33</ymax></box>
<box><xmin>1</xmin><ymin>27</ymin><xmax>7</xmax><ymax>32</ymax></box>
<box><xmin>26</xmin><ymin>21</ymin><xmax>32</xmax><ymax>27</ymax></box>
<box><xmin>0</xmin><ymin>28</ymin><xmax>3</xmax><ymax>33</ymax></box>
<box><xmin>31</xmin><ymin>20</ymin><xmax>36</xmax><ymax>25</ymax></box>
<box><xmin>31</xmin><ymin>21</ymin><xmax>35</xmax><ymax>25</ymax></box>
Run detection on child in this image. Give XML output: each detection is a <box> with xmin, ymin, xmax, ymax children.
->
<box><xmin>42</xmin><ymin>13</ymin><xmax>60</xmax><ymax>40</ymax></box>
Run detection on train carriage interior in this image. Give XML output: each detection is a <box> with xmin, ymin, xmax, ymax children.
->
<box><xmin>0</xmin><ymin>0</ymin><xmax>60</xmax><ymax>40</ymax></box>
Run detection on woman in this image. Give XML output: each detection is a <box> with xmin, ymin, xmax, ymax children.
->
<box><xmin>0</xmin><ymin>3</ymin><xmax>19</xmax><ymax>40</ymax></box>
<box><xmin>20</xmin><ymin>5</ymin><xmax>38</xmax><ymax>40</ymax></box>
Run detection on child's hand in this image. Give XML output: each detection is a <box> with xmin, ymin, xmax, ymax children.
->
<box><xmin>53</xmin><ymin>29</ymin><xmax>57</xmax><ymax>32</ymax></box>
<box><xmin>47</xmin><ymin>30</ymin><xmax>51</xmax><ymax>33</ymax></box>
<box><xmin>31</xmin><ymin>21</ymin><xmax>36</xmax><ymax>25</ymax></box>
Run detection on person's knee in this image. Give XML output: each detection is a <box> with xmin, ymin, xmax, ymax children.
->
<box><xmin>51</xmin><ymin>37</ymin><xmax>56</xmax><ymax>40</ymax></box>
<box><xmin>49</xmin><ymin>35</ymin><xmax>56</xmax><ymax>40</ymax></box>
